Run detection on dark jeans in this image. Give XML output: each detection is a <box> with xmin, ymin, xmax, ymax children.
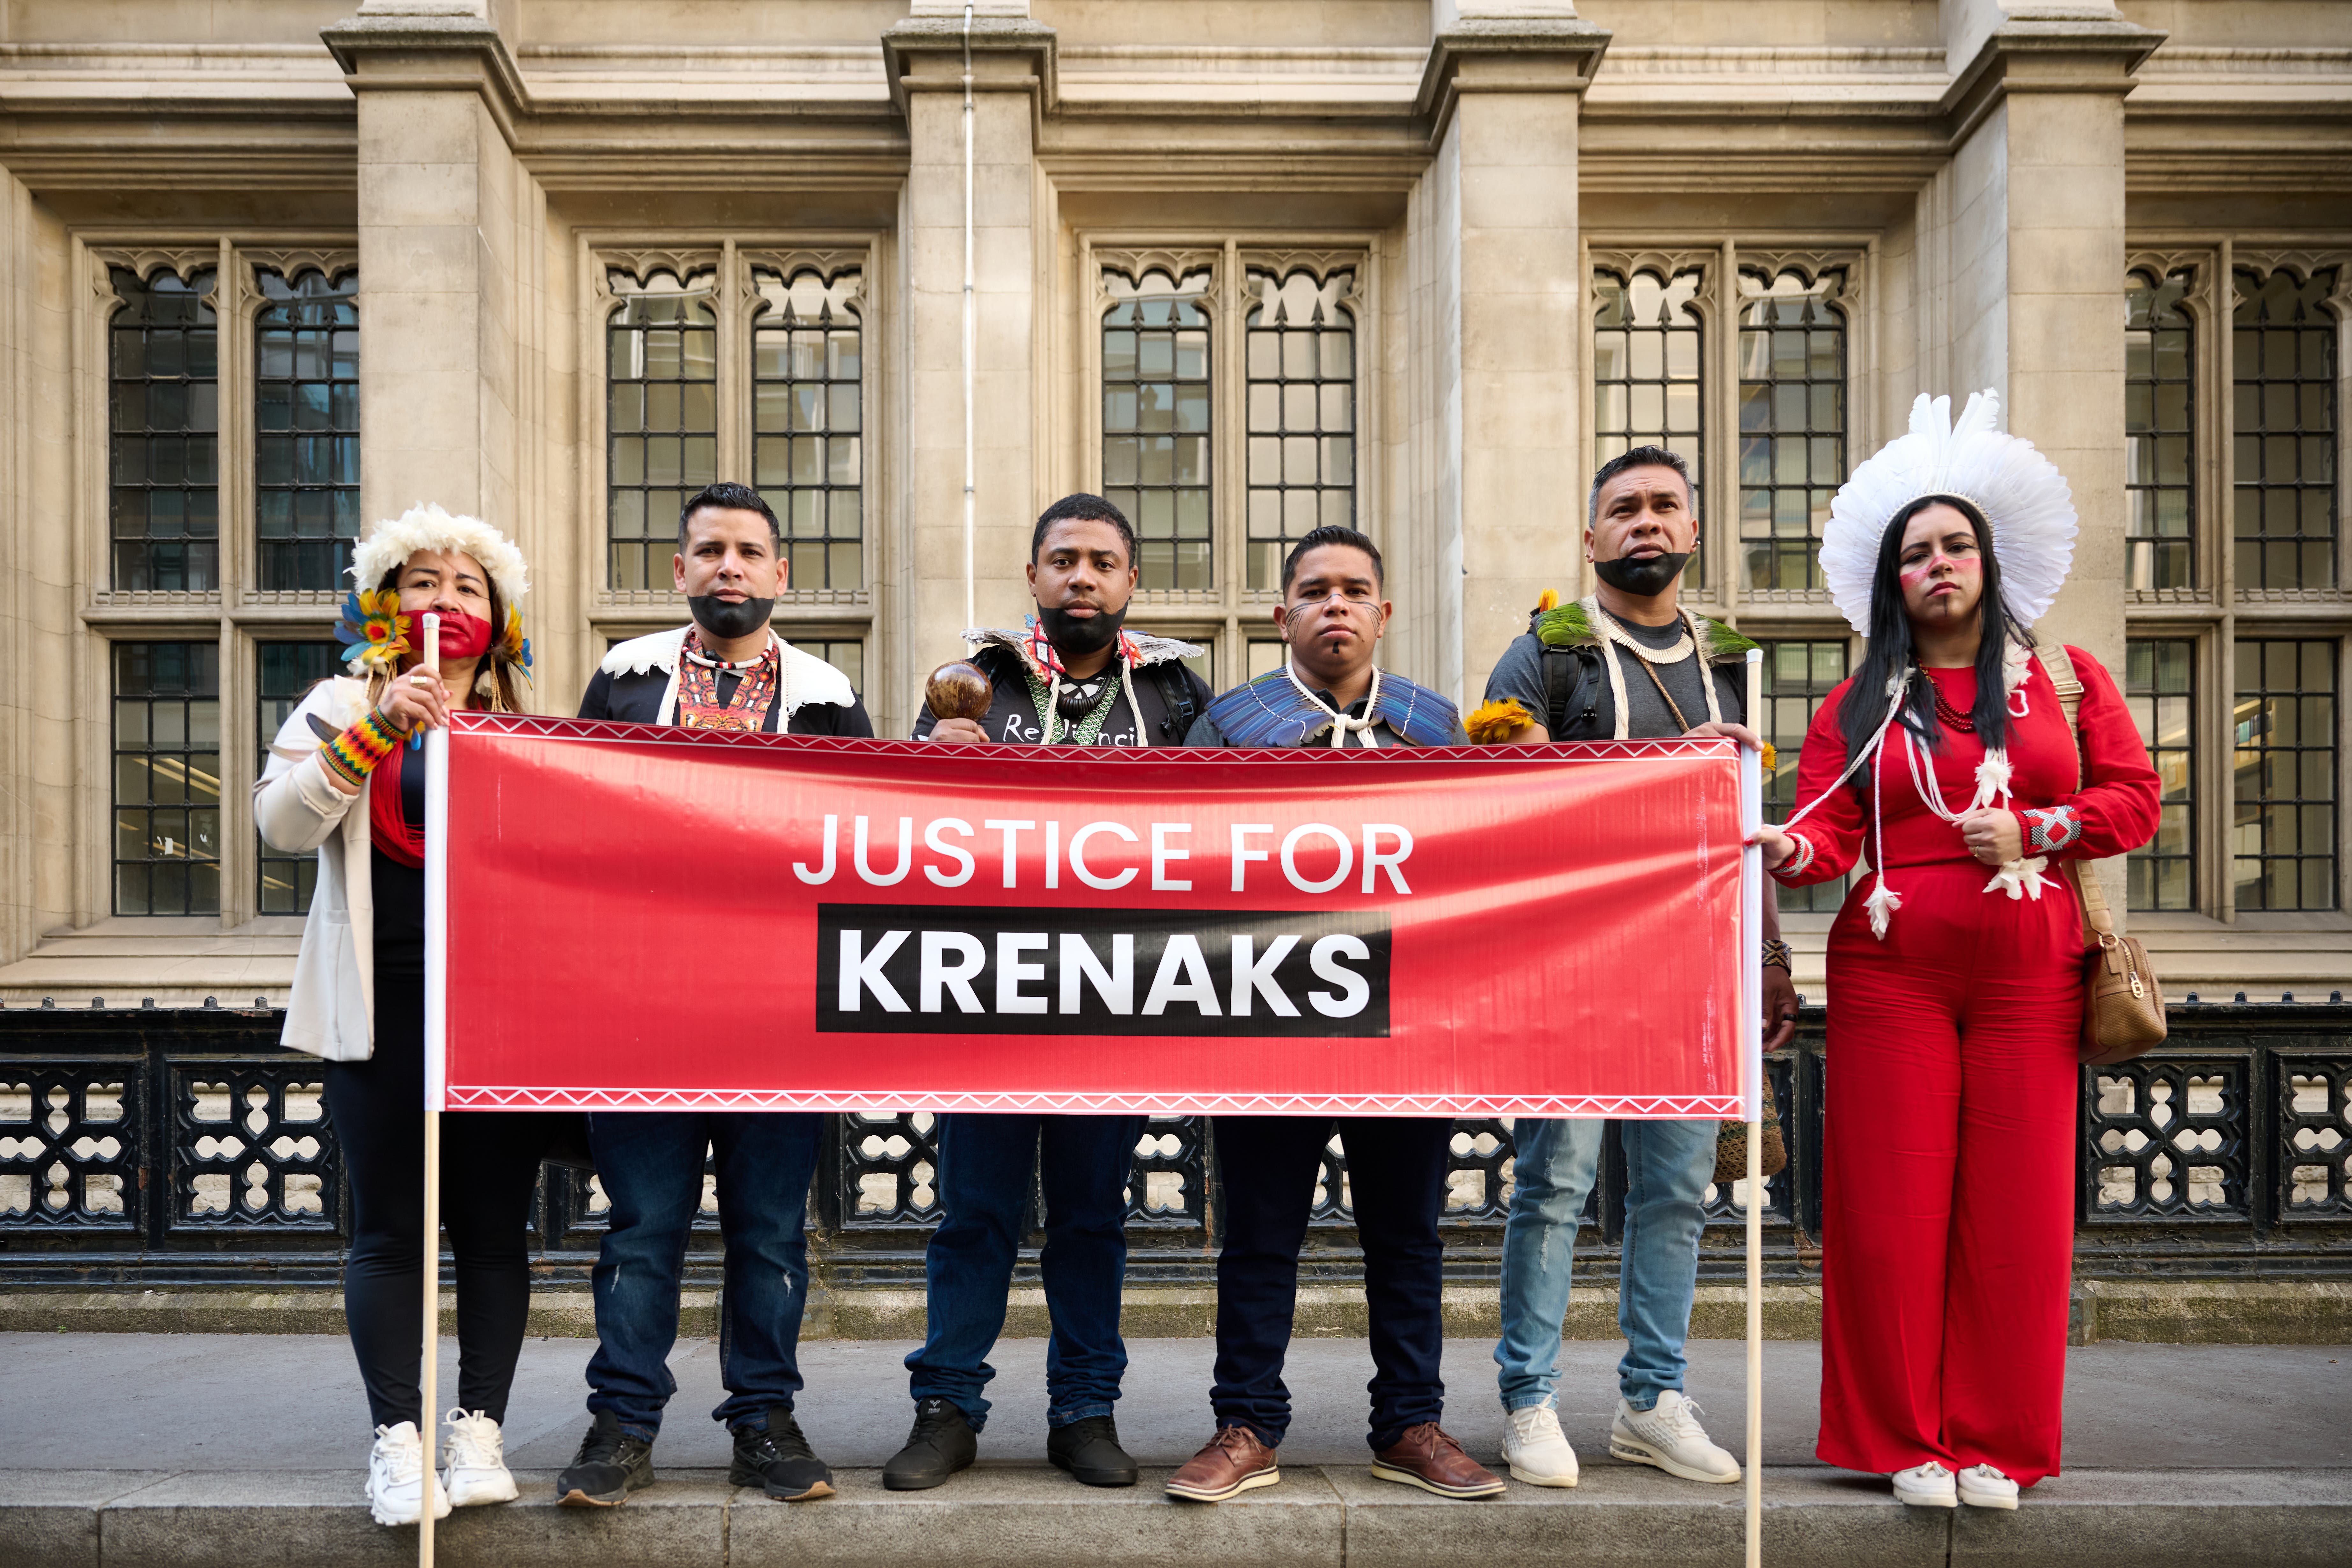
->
<box><xmin>905</xmin><ymin>1112</ymin><xmax>1146</xmax><ymax>1430</ymax></box>
<box><xmin>320</xmin><ymin>971</ymin><xmax>550</xmax><ymax>1432</ymax></box>
<box><xmin>1210</xmin><ymin>1116</ymin><xmax>1453</xmax><ymax>1451</ymax></box>
<box><xmin>585</xmin><ymin>1110</ymin><xmax>823</xmax><ymax>1439</ymax></box>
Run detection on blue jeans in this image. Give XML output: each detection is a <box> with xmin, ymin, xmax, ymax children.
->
<box><xmin>585</xmin><ymin>1111</ymin><xmax>822</xmax><ymax>1440</ymax></box>
<box><xmin>1494</xmin><ymin>1117</ymin><xmax>1716</xmax><ymax>1413</ymax></box>
<box><xmin>905</xmin><ymin>1113</ymin><xmax>1144</xmax><ymax>1430</ymax></box>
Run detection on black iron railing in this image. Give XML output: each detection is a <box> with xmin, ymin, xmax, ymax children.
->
<box><xmin>3</xmin><ymin>1004</ymin><xmax>2346</xmax><ymax>1289</ymax></box>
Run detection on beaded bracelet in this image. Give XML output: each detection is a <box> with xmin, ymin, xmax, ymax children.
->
<box><xmin>320</xmin><ymin>709</ymin><xmax>406</xmax><ymax>790</ymax></box>
<box><xmin>1761</xmin><ymin>937</ymin><xmax>1794</xmax><ymax>972</ymax></box>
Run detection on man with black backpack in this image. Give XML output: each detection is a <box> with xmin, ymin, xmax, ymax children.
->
<box><xmin>1474</xmin><ymin>446</ymin><xmax>1800</xmax><ymax>1492</ymax></box>
<box><xmin>885</xmin><ymin>492</ymin><xmax>1212</xmax><ymax>1492</ymax></box>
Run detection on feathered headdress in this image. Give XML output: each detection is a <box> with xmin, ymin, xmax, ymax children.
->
<box><xmin>1818</xmin><ymin>390</ymin><xmax>2077</xmax><ymax>638</ymax></box>
<box><xmin>349</xmin><ymin>503</ymin><xmax>531</xmax><ymax>608</ymax></box>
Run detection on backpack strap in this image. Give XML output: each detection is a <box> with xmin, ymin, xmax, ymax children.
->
<box><xmin>2035</xmin><ymin>643</ymin><xmax>2112</xmax><ymax>946</ymax></box>
<box><xmin>1146</xmin><ymin>660</ymin><xmax>1202</xmax><ymax>744</ymax></box>
<box><xmin>1542</xmin><ymin>644</ymin><xmax>1601</xmax><ymax>737</ymax></box>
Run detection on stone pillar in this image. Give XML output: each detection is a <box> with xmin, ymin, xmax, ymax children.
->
<box><xmin>1937</xmin><ymin>6</ymin><xmax>2163</xmax><ymax>676</ymax></box>
<box><xmin>324</xmin><ymin>2</ymin><xmax>536</xmax><ymax>546</ymax></box>
<box><xmin>1936</xmin><ymin>5</ymin><xmax>2163</xmax><ymax>914</ymax></box>
<box><xmin>1413</xmin><ymin>11</ymin><xmax>1608</xmax><ymax>706</ymax></box>
<box><xmin>881</xmin><ymin>12</ymin><xmax>1054</xmax><ymax>714</ymax></box>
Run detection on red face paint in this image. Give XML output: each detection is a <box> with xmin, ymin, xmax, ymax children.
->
<box><xmin>434</xmin><ymin>611</ymin><xmax>495</xmax><ymax>660</ymax></box>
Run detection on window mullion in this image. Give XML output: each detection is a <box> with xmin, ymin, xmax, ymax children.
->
<box><xmin>1219</xmin><ymin>238</ymin><xmax>1243</xmax><ymax>634</ymax></box>
<box><xmin>717</xmin><ymin>240</ymin><xmax>744</xmax><ymax>481</ymax></box>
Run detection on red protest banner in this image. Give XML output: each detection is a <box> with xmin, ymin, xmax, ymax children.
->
<box><xmin>429</xmin><ymin>713</ymin><xmax>1752</xmax><ymax>1118</ymax></box>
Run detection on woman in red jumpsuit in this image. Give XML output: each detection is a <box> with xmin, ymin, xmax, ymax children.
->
<box><xmin>1756</xmin><ymin>392</ymin><xmax>2159</xmax><ymax>1511</ymax></box>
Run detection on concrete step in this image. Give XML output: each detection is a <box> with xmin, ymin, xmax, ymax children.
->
<box><xmin>9</xmin><ymin>1465</ymin><xmax>2350</xmax><ymax>1568</ymax></box>
<box><xmin>5</xmin><ymin>1279</ymin><xmax>2347</xmax><ymax>1344</ymax></box>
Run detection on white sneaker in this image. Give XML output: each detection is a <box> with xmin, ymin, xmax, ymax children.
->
<box><xmin>1956</xmin><ymin>1463</ymin><xmax>2019</xmax><ymax>1510</ymax></box>
<box><xmin>366</xmin><ymin>1422</ymin><xmax>453</xmax><ymax>1527</ymax></box>
<box><xmin>442</xmin><ymin>1409</ymin><xmax>521</xmax><ymax>1508</ymax></box>
<box><xmin>1892</xmin><ymin>1461</ymin><xmax>1959</xmax><ymax>1508</ymax></box>
<box><xmin>1608</xmin><ymin>1391</ymin><xmax>1740</xmax><ymax>1484</ymax></box>
<box><xmin>1499</xmin><ymin>1405</ymin><xmax>1579</xmax><ymax>1487</ymax></box>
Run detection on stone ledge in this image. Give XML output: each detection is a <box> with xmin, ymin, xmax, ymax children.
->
<box><xmin>5</xmin><ymin>1466</ymin><xmax>2347</xmax><ymax>1568</ymax></box>
<box><xmin>2</xmin><ymin>1279</ymin><xmax>2343</xmax><ymax>1343</ymax></box>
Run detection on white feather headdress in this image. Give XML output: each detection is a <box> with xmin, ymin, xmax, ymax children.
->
<box><xmin>349</xmin><ymin>502</ymin><xmax>531</xmax><ymax>605</ymax></box>
<box><xmin>1818</xmin><ymin>390</ymin><xmax>2076</xmax><ymax>638</ymax></box>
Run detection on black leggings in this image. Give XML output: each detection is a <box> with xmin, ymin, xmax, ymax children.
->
<box><xmin>322</xmin><ymin>972</ymin><xmax>550</xmax><ymax>1430</ymax></box>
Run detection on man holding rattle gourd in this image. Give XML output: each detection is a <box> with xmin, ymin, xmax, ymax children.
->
<box><xmin>886</xmin><ymin>492</ymin><xmax>1214</xmax><ymax>1491</ymax></box>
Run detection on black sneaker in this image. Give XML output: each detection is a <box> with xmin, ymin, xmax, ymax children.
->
<box><xmin>1047</xmin><ymin>1415</ymin><xmax>1138</xmax><ymax>1487</ymax></box>
<box><xmin>882</xmin><ymin>1397</ymin><xmax>978</xmax><ymax>1491</ymax></box>
<box><xmin>730</xmin><ymin>1404</ymin><xmax>835</xmax><ymax>1502</ymax></box>
<box><xmin>556</xmin><ymin>1410</ymin><xmax>656</xmax><ymax>1506</ymax></box>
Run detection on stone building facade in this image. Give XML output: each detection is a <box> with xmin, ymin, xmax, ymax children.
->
<box><xmin>0</xmin><ymin>0</ymin><xmax>2346</xmax><ymax>1007</ymax></box>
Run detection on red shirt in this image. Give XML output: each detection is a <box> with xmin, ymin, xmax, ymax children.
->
<box><xmin>1775</xmin><ymin>646</ymin><xmax>2161</xmax><ymax>888</ymax></box>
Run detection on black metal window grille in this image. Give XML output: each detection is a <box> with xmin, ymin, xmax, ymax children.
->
<box><xmin>791</xmin><ymin>637</ymin><xmax>864</xmax><ymax>701</ymax></box>
<box><xmin>2232</xmin><ymin>638</ymin><xmax>2337</xmax><ymax>911</ymax></box>
<box><xmin>113</xmin><ymin>641</ymin><xmax>221</xmax><ymax>916</ymax></box>
<box><xmin>2233</xmin><ymin>266</ymin><xmax>2338</xmax><ymax>591</ymax></box>
<box><xmin>1244</xmin><ymin>267</ymin><xmax>1356</xmax><ymax>591</ymax></box>
<box><xmin>253</xmin><ymin>269</ymin><xmax>359</xmax><ymax>591</ymax></box>
<box><xmin>2087</xmin><ymin>1060</ymin><xmax>2248</xmax><ymax>1219</ymax></box>
<box><xmin>2126</xmin><ymin>268</ymin><xmax>2196</xmax><ymax>591</ymax></box>
<box><xmin>752</xmin><ymin>268</ymin><xmax>863</xmax><ymax>592</ymax></box>
<box><xmin>1102</xmin><ymin>267</ymin><xmax>1212</xmax><ymax>592</ymax></box>
<box><xmin>1760</xmin><ymin>638</ymin><xmax>1850</xmax><ymax>914</ymax></box>
<box><xmin>108</xmin><ymin>267</ymin><xmax>219</xmax><ymax>591</ymax></box>
<box><xmin>2283</xmin><ymin>1061</ymin><xmax>2351</xmax><ymax>1216</ymax></box>
<box><xmin>2127</xmin><ymin>637</ymin><xmax>2198</xmax><ymax>911</ymax></box>
<box><xmin>607</xmin><ymin>269</ymin><xmax>718</xmax><ymax>590</ymax></box>
<box><xmin>1594</xmin><ymin>268</ymin><xmax>1705</xmax><ymax>591</ymax></box>
<box><xmin>1736</xmin><ymin>269</ymin><xmax>1845</xmax><ymax>592</ymax></box>
<box><xmin>7</xmin><ymin>1007</ymin><xmax>2349</xmax><ymax>1285</ymax></box>
<box><xmin>256</xmin><ymin>642</ymin><xmax>340</xmax><ymax>913</ymax></box>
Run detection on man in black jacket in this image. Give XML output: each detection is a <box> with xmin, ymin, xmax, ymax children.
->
<box><xmin>883</xmin><ymin>493</ymin><xmax>1211</xmax><ymax>1493</ymax></box>
<box><xmin>557</xmin><ymin>482</ymin><xmax>870</xmax><ymax>1511</ymax></box>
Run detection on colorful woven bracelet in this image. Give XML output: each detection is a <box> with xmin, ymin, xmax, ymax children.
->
<box><xmin>320</xmin><ymin>709</ymin><xmax>405</xmax><ymax>789</ymax></box>
<box><xmin>1761</xmin><ymin>937</ymin><xmax>1793</xmax><ymax>971</ymax></box>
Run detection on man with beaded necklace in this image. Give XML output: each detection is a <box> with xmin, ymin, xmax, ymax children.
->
<box><xmin>885</xmin><ymin>492</ymin><xmax>1213</xmax><ymax>1492</ymax></box>
<box><xmin>1466</xmin><ymin>445</ymin><xmax>1799</xmax><ymax>1492</ymax></box>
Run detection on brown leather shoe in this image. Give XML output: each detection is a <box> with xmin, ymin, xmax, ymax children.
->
<box><xmin>1370</xmin><ymin>1423</ymin><xmax>1506</xmax><ymax>1499</ymax></box>
<box><xmin>1165</xmin><ymin>1425</ymin><xmax>1280</xmax><ymax>1503</ymax></box>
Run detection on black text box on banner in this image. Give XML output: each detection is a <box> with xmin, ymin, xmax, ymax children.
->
<box><xmin>816</xmin><ymin>903</ymin><xmax>1393</xmax><ymax>1038</ymax></box>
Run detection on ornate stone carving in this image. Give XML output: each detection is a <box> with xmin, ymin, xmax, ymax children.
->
<box><xmin>1092</xmin><ymin>248</ymin><xmax>1218</xmax><ymax>300</ymax></box>
<box><xmin>1588</xmin><ymin>248</ymin><xmax>1715</xmax><ymax>286</ymax></box>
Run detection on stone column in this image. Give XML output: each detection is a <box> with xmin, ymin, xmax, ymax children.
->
<box><xmin>1935</xmin><ymin>4</ymin><xmax>2163</xmax><ymax>914</ymax></box>
<box><xmin>323</xmin><ymin>2</ymin><xmax>536</xmax><ymax>545</ymax></box>
<box><xmin>881</xmin><ymin>12</ymin><xmax>1054</xmax><ymax>723</ymax></box>
<box><xmin>1413</xmin><ymin>10</ymin><xmax>1608</xmax><ymax>706</ymax></box>
<box><xmin>1936</xmin><ymin>6</ymin><xmax>2163</xmax><ymax>676</ymax></box>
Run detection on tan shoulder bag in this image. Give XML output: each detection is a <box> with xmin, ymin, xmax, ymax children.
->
<box><xmin>2037</xmin><ymin>646</ymin><xmax>2168</xmax><ymax>1065</ymax></box>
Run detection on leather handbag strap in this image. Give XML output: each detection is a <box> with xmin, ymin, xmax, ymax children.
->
<box><xmin>2035</xmin><ymin>644</ymin><xmax>2114</xmax><ymax>946</ymax></box>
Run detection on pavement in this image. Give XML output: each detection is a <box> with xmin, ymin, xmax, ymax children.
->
<box><xmin>5</xmin><ymin>1334</ymin><xmax>2349</xmax><ymax>1567</ymax></box>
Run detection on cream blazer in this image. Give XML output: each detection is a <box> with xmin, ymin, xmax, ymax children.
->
<box><xmin>253</xmin><ymin>675</ymin><xmax>385</xmax><ymax>1062</ymax></box>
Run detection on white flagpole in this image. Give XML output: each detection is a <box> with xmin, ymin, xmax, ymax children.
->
<box><xmin>1741</xmin><ymin>647</ymin><xmax>1765</xmax><ymax>1568</ymax></box>
<box><xmin>419</xmin><ymin>612</ymin><xmax>445</xmax><ymax>1568</ymax></box>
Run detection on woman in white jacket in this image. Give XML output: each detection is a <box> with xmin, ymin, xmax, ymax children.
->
<box><xmin>256</xmin><ymin>504</ymin><xmax>546</xmax><ymax>1527</ymax></box>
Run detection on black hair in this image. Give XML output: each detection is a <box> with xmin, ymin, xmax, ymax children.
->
<box><xmin>1280</xmin><ymin>525</ymin><xmax>1384</xmax><ymax>595</ymax></box>
<box><xmin>1838</xmin><ymin>495</ymin><xmax>2028</xmax><ymax>771</ymax></box>
<box><xmin>1588</xmin><ymin>445</ymin><xmax>1695</xmax><ymax>528</ymax></box>
<box><xmin>678</xmin><ymin>482</ymin><xmax>782</xmax><ymax>551</ymax></box>
<box><xmin>1031</xmin><ymin>493</ymin><xmax>1138</xmax><ymax>566</ymax></box>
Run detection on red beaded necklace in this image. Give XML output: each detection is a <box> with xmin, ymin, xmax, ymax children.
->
<box><xmin>1927</xmin><ymin>674</ymin><xmax>1976</xmax><ymax>733</ymax></box>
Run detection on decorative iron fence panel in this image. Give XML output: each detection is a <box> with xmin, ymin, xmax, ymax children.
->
<box><xmin>3</xmin><ymin>1004</ymin><xmax>2345</xmax><ymax>1289</ymax></box>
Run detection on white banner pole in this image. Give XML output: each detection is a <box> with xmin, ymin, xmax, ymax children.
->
<box><xmin>419</xmin><ymin>613</ymin><xmax>445</xmax><ymax>1568</ymax></box>
<box><xmin>1742</xmin><ymin>647</ymin><xmax>1764</xmax><ymax>1568</ymax></box>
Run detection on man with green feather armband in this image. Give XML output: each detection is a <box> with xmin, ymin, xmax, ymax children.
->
<box><xmin>1468</xmin><ymin>446</ymin><xmax>1800</xmax><ymax>1490</ymax></box>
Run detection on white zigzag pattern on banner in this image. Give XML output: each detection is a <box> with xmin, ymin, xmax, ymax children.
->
<box><xmin>443</xmin><ymin>1086</ymin><xmax>1745</xmax><ymax>1118</ymax></box>
<box><xmin>445</xmin><ymin>711</ymin><xmax>1735</xmax><ymax>766</ymax></box>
